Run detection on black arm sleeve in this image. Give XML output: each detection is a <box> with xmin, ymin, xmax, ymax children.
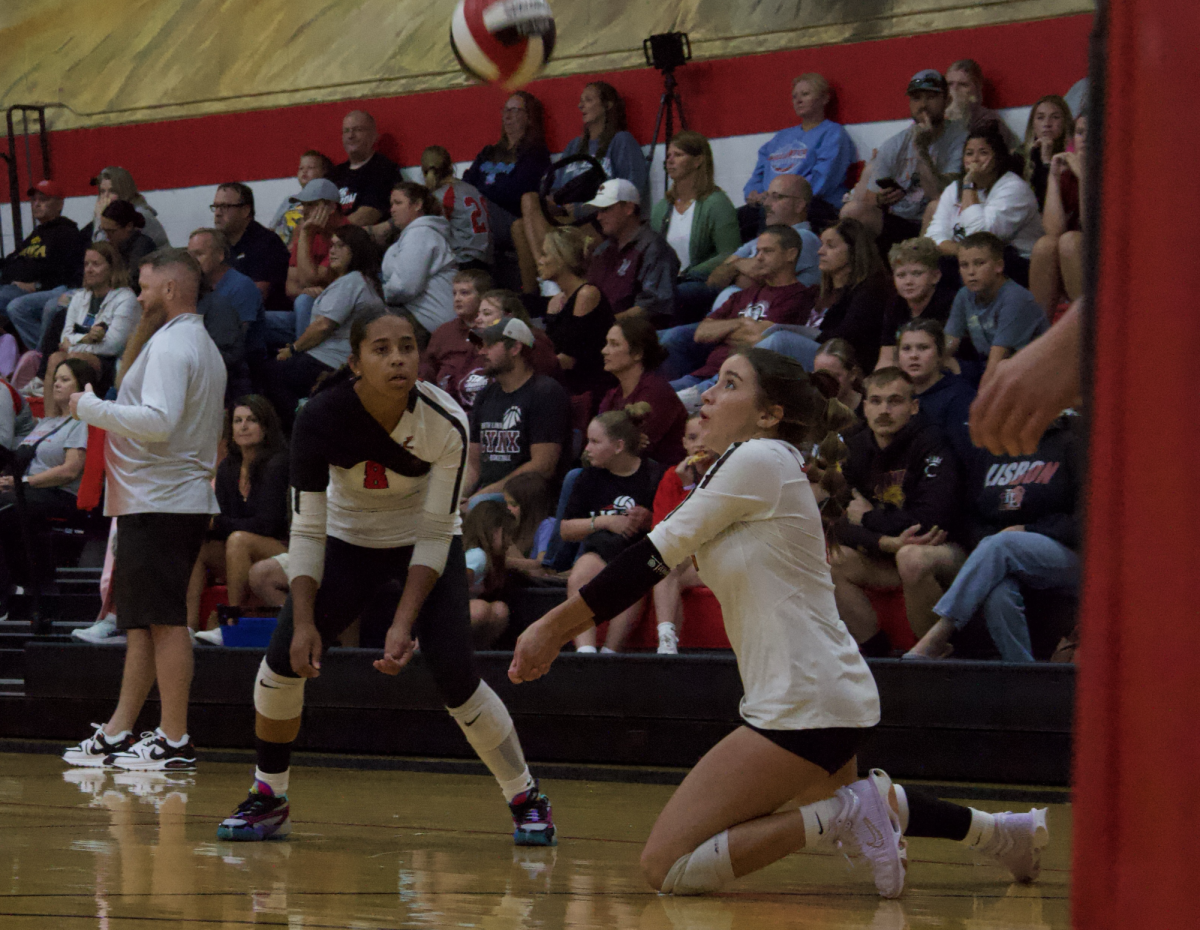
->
<box><xmin>578</xmin><ymin>536</ymin><xmax>671</xmax><ymax>623</ymax></box>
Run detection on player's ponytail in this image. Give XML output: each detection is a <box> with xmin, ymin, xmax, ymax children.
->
<box><xmin>592</xmin><ymin>401</ymin><xmax>652</xmax><ymax>457</ymax></box>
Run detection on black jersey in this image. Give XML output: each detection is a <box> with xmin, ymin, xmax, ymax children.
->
<box><xmin>288</xmin><ymin>379</ymin><xmax>468</xmax><ymax>581</ymax></box>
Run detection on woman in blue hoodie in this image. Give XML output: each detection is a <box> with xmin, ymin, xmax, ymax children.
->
<box><xmin>742</xmin><ymin>74</ymin><xmax>857</xmax><ymax>234</ymax></box>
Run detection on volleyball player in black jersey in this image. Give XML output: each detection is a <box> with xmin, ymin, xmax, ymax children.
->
<box><xmin>217</xmin><ymin>308</ymin><xmax>554</xmax><ymax>846</ymax></box>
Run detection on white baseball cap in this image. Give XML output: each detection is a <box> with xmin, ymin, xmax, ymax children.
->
<box><xmin>469</xmin><ymin>316</ymin><xmax>535</xmax><ymax>348</ymax></box>
<box><xmin>586</xmin><ymin>179</ymin><xmax>641</xmax><ymax>208</ymax></box>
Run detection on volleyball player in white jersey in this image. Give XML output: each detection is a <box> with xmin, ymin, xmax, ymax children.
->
<box><xmin>510</xmin><ymin>348</ymin><xmax>1047</xmax><ymax>898</ymax></box>
<box><xmin>217</xmin><ymin>308</ymin><xmax>554</xmax><ymax>846</ymax></box>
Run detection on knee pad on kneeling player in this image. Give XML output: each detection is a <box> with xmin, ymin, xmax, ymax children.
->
<box><xmin>253</xmin><ymin>657</ymin><xmax>306</xmax><ymax>721</ymax></box>
<box><xmin>659</xmin><ymin>831</ymin><xmax>735</xmax><ymax>895</ymax></box>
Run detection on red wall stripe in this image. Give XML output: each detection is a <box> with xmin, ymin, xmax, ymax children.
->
<box><xmin>29</xmin><ymin>14</ymin><xmax>1090</xmax><ymax>199</ymax></box>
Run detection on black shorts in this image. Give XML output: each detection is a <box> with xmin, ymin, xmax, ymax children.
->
<box><xmin>114</xmin><ymin>512</ymin><xmax>209</xmax><ymax>630</ymax></box>
<box><xmin>745</xmin><ymin>724</ymin><xmax>874</xmax><ymax>775</ymax></box>
<box><xmin>578</xmin><ymin>529</ymin><xmax>640</xmax><ymax>565</ymax></box>
<box><xmin>264</xmin><ymin>535</ymin><xmax>479</xmax><ymax>708</ymax></box>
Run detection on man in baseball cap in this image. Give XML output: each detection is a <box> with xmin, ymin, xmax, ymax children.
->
<box><xmin>0</xmin><ymin>177</ymin><xmax>85</xmax><ymax>342</ymax></box>
<box><xmin>585</xmin><ymin>179</ymin><xmax>680</xmax><ymax>327</ymax></box>
<box><xmin>840</xmin><ymin>68</ymin><xmax>967</xmax><ymax>250</ymax></box>
<box><xmin>288</xmin><ymin>177</ymin><xmax>341</xmax><ymax>206</ymax></box>
<box><xmin>285</xmin><ymin>177</ymin><xmax>347</xmax><ymax>318</ymax></box>
<box><xmin>468</xmin><ymin>315</ymin><xmax>535</xmax><ymax>349</ymax></box>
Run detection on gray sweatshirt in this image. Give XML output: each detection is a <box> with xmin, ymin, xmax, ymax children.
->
<box><xmin>381</xmin><ymin>215</ymin><xmax>457</xmax><ymax>333</ymax></box>
<box><xmin>76</xmin><ymin>312</ymin><xmax>226</xmax><ymax>516</ymax></box>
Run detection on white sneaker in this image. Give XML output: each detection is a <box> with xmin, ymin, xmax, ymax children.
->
<box><xmin>676</xmin><ymin>386</ymin><xmax>703</xmax><ymax>414</ymax></box>
<box><xmin>194</xmin><ymin>627</ymin><xmax>224</xmax><ymax>646</ymax></box>
<box><xmin>62</xmin><ymin>724</ymin><xmax>136</xmax><ymax>767</ymax></box>
<box><xmin>72</xmin><ymin>615</ymin><xmax>125</xmax><ymax>644</ymax></box>
<box><xmin>978</xmin><ymin>808</ymin><xmax>1049</xmax><ymax>882</ymax></box>
<box><xmin>831</xmin><ymin>769</ymin><xmax>907</xmax><ymax>898</ymax></box>
<box><xmin>575</xmin><ymin>645</ymin><xmax>597</xmax><ymax>654</ymax></box>
<box><xmin>106</xmin><ymin>729</ymin><xmax>197</xmax><ymax>772</ymax></box>
<box><xmin>656</xmin><ymin>622</ymin><xmax>679</xmax><ymax>654</ymax></box>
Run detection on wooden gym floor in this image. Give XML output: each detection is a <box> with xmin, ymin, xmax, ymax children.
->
<box><xmin>0</xmin><ymin>753</ymin><xmax>1070</xmax><ymax>928</ymax></box>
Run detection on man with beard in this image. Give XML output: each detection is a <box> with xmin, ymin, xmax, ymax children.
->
<box><xmin>464</xmin><ymin>317</ymin><xmax>570</xmax><ymax>507</ymax></box>
<box><xmin>61</xmin><ymin>248</ymin><xmax>227</xmax><ymax>772</ymax></box>
<box><xmin>830</xmin><ymin>367</ymin><xmax>964</xmax><ymax>656</ymax></box>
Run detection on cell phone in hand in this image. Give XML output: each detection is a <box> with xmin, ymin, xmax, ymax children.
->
<box><xmin>875</xmin><ymin>177</ymin><xmax>900</xmax><ymax>190</ymax></box>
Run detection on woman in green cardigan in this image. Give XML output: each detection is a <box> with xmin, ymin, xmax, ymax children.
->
<box><xmin>650</xmin><ymin>131</ymin><xmax>741</xmax><ymax>324</ymax></box>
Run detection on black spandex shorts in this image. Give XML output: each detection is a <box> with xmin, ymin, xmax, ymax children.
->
<box><xmin>745</xmin><ymin>724</ymin><xmax>875</xmax><ymax>775</ymax></box>
<box><xmin>265</xmin><ymin>535</ymin><xmax>479</xmax><ymax>708</ymax></box>
<box><xmin>578</xmin><ymin>529</ymin><xmax>640</xmax><ymax>565</ymax></box>
<box><xmin>114</xmin><ymin>512</ymin><xmax>208</xmax><ymax>631</ymax></box>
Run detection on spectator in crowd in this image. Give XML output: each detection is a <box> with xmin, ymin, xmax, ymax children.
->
<box><xmin>755</xmin><ymin>217</ymin><xmax>892</xmax><ymax>373</ymax></box>
<box><xmin>421</xmin><ymin>145</ymin><xmax>492</xmax><ymax>270</ymax></box>
<box><xmin>381</xmin><ymin>181</ymin><xmax>457</xmax><ymax>339</ymax></box>
<box><xmin>943</xmin><ymin>59</ymin><xmax>1020</xmax><ymax>149</ymax></box>
<box><xmin>562</xmin><ymin>404</ymin><xmax>663</xmax><ymax>653</ymax></box>
<box><xmin>897</xmin><ymin>319</ymin><xmax>976</xmax><ymax>466</ymax></box>
<box><xmin>41</xmin><ymin>243</ymin><xmax>139</xmax><ymax>417</ymax></box>
<box><xmin>197</xmin><ymin>284</ymin><xmax>246</xmax><ymax>382</ymax></box>
<box><xmin>285</xmin><ymin>178</ymin><xmax>346</xmax><ymax>300</ymax></box>
<box><xmin>327</xmin><ymin>110</ymin><xmax>401</xmax><ymax>226</ymax></box>
<box><xmin>831</xmin><ymin>368</ymin><xmax>963</xmax><ymax>653</ymax></box>
<box><xmin>709</xmin><ymin>174</ymin><xmax>822</xmax><ymax>303</ymax></box>
<box><xmin>421</xmin><ymin>268</ymin><xmax>494</xmax><ymax>410</ymax></box>
<box><xmin>841</xmin><ymin>70</ymin><xmax>968</xmax><ymax>249</ymax></box>
<box><xmin>463</xmin><ymin>499</ymin><xmax>514</xmax><ymax>648</ymax></box>
<box><xmin>539</xmin><ymin>226</ymin><xmax>615</xmax><ymax>403</ymax></box>
<box><xmin>945</xmin><ymin>232</ymin><xmax>1048</xmax><ymax>386</ymax></box>
<box><xmin>813</xmin><ymin>338</ymin><xmax>864</xmax><ymax>414</ymax></box>
<box><xmin>906</xmin><ymin>413</ymin><xmax>1082</xmax><ymax>662</ymax></box>
<box><xmin>876</xmin><ymin>237</ymin><xmax>953</xmax><ymax>369</ymax></box>
<box><xmin>502</xmin><ymin>471</ymin><xmax>556</xmax><ymax>577</ymax></box>
<box><xmin>512</xmin><ymin>82</ymin><xmax>649</xmax><ymax>294</ymax></box>
<box><xmin>742</xmin><ymin>73</ymin><xmax>858</xmax><ymax>233</ymax></box>
<box><xmin>268</xmin><ymin>150</ymin><xmax>334</xmax><ymax>247</ymax></box>
<box><xmin>650</xmin><ymin>411</ymin><xmax>714</xmax><ymax>654</ymax></box>
<box><xmin>83</xmin><ymin>166</ymin><xmax>169</xmax><ymax>248</ymax></box>
<box><xmin>475</xmin><ymin>289</ymin><xmax>563</xmax><ymax>382</ymax></box>
<box><xmin>0</xmin><ymin>180</ymin><xmax>85</xmax><ymax>350</ymax></box>
<box><xmin>673</xmin><ymin>226</ymin><xmax>815</xmax><ymax>404</ymax></box>
<box><xmin>925</xmin><ymin>121</ymin><xmax>1044</xmax><ymax>280</ymax></box>
<box><xmin>1021</xmin><ymin>96</ymin><xmax>1073</xmax><ymax>210</ymax></box>
<box><xmin>97</xmin><ymin>200</ymin><xmax>158</xmax><ymax>286</ymax></box>
<box><xmin>212</xmin><ymin>181</ymin><xmax>291</xmax><ymax>314</ymax></box>
<box><xmin>585</xmin><ymin>180</ymin><xmax>679</xmax><ymax>326</ymax></box>
<box><xmin>1029</xmin><ymin>114</ymin><xmax>1087</xmax><ymax>314</ymax></box>
<box><xmin>463</xmin><ymin>92</ymin><xmax>551</xmax><ymax>254</ymax></box>
<box><xmin>0</xmin><ymin>358</ymin><xmax>91</xmax><ymax>616</ymax></box>
<box><xmin>187</xmin><ymin>227</ymin><xmax>265</xmax><ymax>354</ymax></box>
<box><xmin>190</xmin><ymin>396</ymin><xmax>290</xmax><ymax>640</ymax></box>
<box><xmin>465</xmin><ymin>317</ymin><xmax>571</xmax><ymax>504</ymax></box>
<box><xmin>650</xmin><ymin>131</ymin><xmax>741</xmax><ymax>324</ymax></box>
<box><xmin>267</xmin><ymin>225</ymin><xmax>385</xmax><ymax>430</ymax></box>
<box><xmin>599</xmin><ymin>315</ymin><xmax>687</xmax><ymax>467</ymax></box>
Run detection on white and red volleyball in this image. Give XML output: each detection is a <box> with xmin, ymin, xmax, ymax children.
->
<box><xmin>451</xmin><ymin>0</ymin><xmax>556</xmax><ymax>91</ymax></box>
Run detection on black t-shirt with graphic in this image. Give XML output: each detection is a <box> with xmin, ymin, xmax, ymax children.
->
<box><xmin>328</xmin><ymin>153</ymin><xmax>402</xmax><ymax>219</ymax></box>
<box><xmin>470</xmin><ymin>373</ymin><xmax>571</xmax><ymax>489</ymax></box>
<box><xmin>563</xmin><ymin>458</ymin><xmax>663</xmax><ymax>521</ymax></box>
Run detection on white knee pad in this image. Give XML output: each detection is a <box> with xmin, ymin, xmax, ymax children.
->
<box><xmin>447</xmin><ymin>680</ymin><xmax>513</xmax><ymax>753</ymax></box>
<box><xmin>253</xmin><ymin>658</ymin><xmax>306</xmax><ymax>721</ymax></box>
<box><xmin>660</xmin><ymin>830</ymin><xmax>735</xmax><ymax>895</ymax></box>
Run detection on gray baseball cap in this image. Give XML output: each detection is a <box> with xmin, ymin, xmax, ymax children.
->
<box><xmin>907</xmin><ymin>69</ymin><xmax>948</xmax><ymax>95</ymax></box>
<box><xmin>469</xmin><ymin>316</ymin><xmax>535</xmax><ymax>348</ymax></box>
<box><xmin>290</xmin><ymin>177</ymin><xmax>341</xmax><ymax>204</ymax></box>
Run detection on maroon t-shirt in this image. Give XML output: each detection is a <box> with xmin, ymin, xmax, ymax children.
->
<box><xmin>598</xmin><ymin>370</ymin><xmax>688</xmax><ymax>467</ymax></box>
<box><xmin>693</xmin><ymin>282</ymin><xmax>815</xmax><ymax>378</ymax></box>
<box><xmin>420</xmin><ymin>317</ymin><xmax>563</xmax><ymax>411</ymax></box>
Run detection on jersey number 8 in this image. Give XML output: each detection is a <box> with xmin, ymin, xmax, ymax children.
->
<box><xmin>364</xmin><ymin>461</ymin><xmax>390</xmax><ymax>490</ymax></box>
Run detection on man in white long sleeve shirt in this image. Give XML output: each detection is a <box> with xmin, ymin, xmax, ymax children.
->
<box><xmin>61</xmin><ymin>248</ymin><xmax>227</xmax><ymax>773</ymax></box>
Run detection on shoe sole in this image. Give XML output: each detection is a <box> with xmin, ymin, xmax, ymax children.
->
<box><xmin>72</xmin><ymin>634</ymin><xmax>127</xmax><ymax>644</ymax></box>
<box><xmin>62</xmin><ymin>754</ymin><xmax>109</xmax><ymax>767</ymax></box>
<box><xmin>108</xmin><ymin>759</ymin><xmax>197</xmax><ymax>772</ymax></box>
<box><xmin>513</xmin><ymin>828</ymin><xmax>557</xmax><ymax>847</ymax></box>
<box><xmin>218</xmin><ymin>819</ymin><xmax>292</xmax><ymax>842</ymax></box>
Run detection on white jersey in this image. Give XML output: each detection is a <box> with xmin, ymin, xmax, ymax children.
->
<box><xmin>434</xmin><ymin>180</ymin><xmax>492</xmax><ymax>266</ymax></box>
<box><xmin>287</xmin><ymin>379</ymin><xmax>468</xmax><ymax>583</ymax></box>
<box><xmin>648</xmin><ymin>438</ymin><xmax>880</xmax><ymax>731</ymax></box>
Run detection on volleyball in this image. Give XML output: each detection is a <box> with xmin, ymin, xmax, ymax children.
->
<box><xmin>450</xmin><ymin>0</ymin><xmax>556</xmax><ymax>91</ymax></box>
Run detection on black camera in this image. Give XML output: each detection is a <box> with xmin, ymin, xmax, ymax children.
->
<box><xmin>643</xmin><ymin>32</ymin><xmax>691</xmax><ymax>73</ymax></box>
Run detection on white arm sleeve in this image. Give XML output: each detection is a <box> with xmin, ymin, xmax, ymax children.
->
<box><xmin>412</xmin><ymin>419</ymin><xmax>466</xmax><ymax>574</ymax></box>
<box><xmin>648</xmin><ymin>442</ymin><xmax>784</xmax><ymax>569</ymax></box>
<box><xmin>287</xmin><ymin>489</ymin><xmax>328</xmax><ymax>584</ymax></box>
